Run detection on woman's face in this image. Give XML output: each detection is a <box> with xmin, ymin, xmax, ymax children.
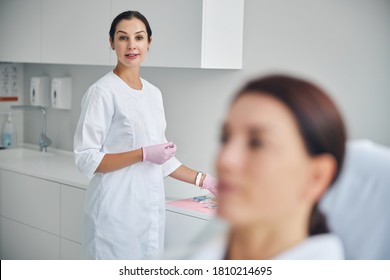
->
<box><xmin>216</xmin><ymin>93</ymin><xmax>316</xmax><ymax>227</ymax></box>
<box><xmin>111</xmin><ymin>18</ymin><xmax>151</xmax><ymax>68</ymax></box>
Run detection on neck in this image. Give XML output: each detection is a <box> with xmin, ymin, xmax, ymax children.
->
<box><xmin>113</xmin><ymin>63</ymin><xmax>142</xmax><ymax>90</ymax></box>
<box><xmin>226</xmin><ymin>211</ymin><xmax>309</xmax><ymax>260</ymax></box>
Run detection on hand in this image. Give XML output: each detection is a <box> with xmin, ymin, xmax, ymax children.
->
<box><xmin>142</xmin><ymin>142</ymin><xmax>177</xmax><ymax>165</ymax></box>
<box><xmin>201</xmin><ymin>174</ymin><xmax>218</xmax><ymax>196</ymax></box>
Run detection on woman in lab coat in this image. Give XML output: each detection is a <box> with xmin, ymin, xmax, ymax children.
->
<box><xmin>73</xmin><ymin>11</ymin><xmax>216</xmax><ymax>260</ymax></box>
<box><xmin>186</xmin><ymin>74</ymin><xmax>347</xmax><ymax>259</ymax></box>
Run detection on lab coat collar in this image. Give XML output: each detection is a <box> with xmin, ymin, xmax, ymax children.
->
<box><xmin>188</xmin><ymin>232</ymin><xmax>344</xmax><ymax>260</ymax></box>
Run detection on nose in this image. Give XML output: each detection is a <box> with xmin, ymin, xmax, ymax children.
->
<box><xmin>127</xmin><ymin>39</ymin><xmax>136</xmax><ymax>49</ymax></box>
<box><xmin>216</xmin><ymin>139</ymin><xmax>244</xmax><ymax>175</ymax></box>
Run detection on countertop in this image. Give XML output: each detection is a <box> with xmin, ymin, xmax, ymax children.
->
<box><xmin>165</xmin><ymin>197</ymin><xmax>215</xmax><ymax>220</ymax></box>
<box><xmin>0</xmin><ymin>145</ymin><xmax>214</xmax><ymax>220</ymax></box>
<box><xmin>0</xmin><ymin>144</ymin><xmax>89</xmax><ymax>189</ymax></box>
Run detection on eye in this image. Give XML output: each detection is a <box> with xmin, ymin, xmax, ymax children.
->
<box><xmin>136</xmin><ymin>36</ymin><xmax>144</xmax><ymax>40</ymax></box>
<box><xmin>249</xmin><ymin>137</ymin><xmax>263</xmax><ymax>149</ymax></box>
<box><xmin>220</xmin><ymin>131</ymin><xmax>229</xmax><ymax>145</ymax></box>
<box><xmin>119</xmin><ymin>36</ymin><xmax>128</xmax><ymax>41</ymax></box>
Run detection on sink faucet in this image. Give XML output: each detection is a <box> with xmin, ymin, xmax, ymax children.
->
<box><xmin>10</xmin><ymin>105</ymin><xmax>52</xmax><ymax>152</ymax></box>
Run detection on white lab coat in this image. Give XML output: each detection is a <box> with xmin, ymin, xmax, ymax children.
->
<box><xmin>165</xmin><ymin>219</ymin><xmax>344</xmax><ymax>260</ymax></box>
<box><xmin>185</xmin><ymin>233</ymin><xmax>344</xmax><ymax>260</ymax></box>
<box><xmin>74</xmin><ymin>71</ymin><xmax>181</xmax><ymax>259</ymax></box>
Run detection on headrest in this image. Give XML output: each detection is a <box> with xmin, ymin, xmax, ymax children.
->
<box><xmin>320</xmin><ymin>139</ymin><xmax>390</xmax><ymax>259</ymax></box>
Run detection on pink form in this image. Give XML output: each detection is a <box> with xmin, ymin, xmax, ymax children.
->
<box><xmin>167</xmin><ymin>198</ymin><xmax>216</xmax><ymax>216</ymax></box>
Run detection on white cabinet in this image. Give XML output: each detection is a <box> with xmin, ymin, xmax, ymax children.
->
<box><xmin>111</xmin><ymin>0</ymin><xmax>244</xmax><ymax>69</ymax></box>
<box><xmin>1</xmin><ymin>170</ymin><xmax>61</xmax><ymax>235</ymax></box>
<box><xmin>41</xmin><ymin>0</ymin><xmax>111</xmax><ymax>65</ymax></box>
<box><xmin>0</xmin><ymin>0</ymin><xmax>41</xmax><ymax>63</ymax></box>
<box><xmin>1</xmin><ymin>0</ymin><xmax>243</xmax><ymax>69</ymax></box>
<box><xmin>2</xmin><ymin>217</ymin><xmax>60</xmax><ymax>260</ymax></box>
<box><xmin>165</xmin><ymin>209</ymin><xmax>210</xmax><ymax>249</ymax></box>
<box><xmin>60</xmin><ymin>184</ymin><xmax>85</xmax><ymax>259</ymax></box>
<box><xmin>0</xmin><ymin>166</ymin><xmax>215</xmax><ymax>259</ymax></box>
<box><xmin>111</xmin><ymin>0</ymin><xmax>202</xmax><ymax>68</ymax></box>
<box><xmin>60</xmin><ymin>184</ymin><xmax>85</xmax><ymax>243</ymax></box>
<box><xmin>0</xmin><ymin>169</ymin><xmax>86</xmax><ymax>260</ymax></box>
<box><xmin>0</xmin><ymin>171</ymin><xmax>2</xmax><ymax>259</ymax></box>
<box><xmin>60</xmin><ymin>238</ymin><xmax>82</xmax><ymax>260</ymax></box>
<box><xmin>0</xmin><ymin>169</ymin><xmax>61</xmax><ymax>259</ymax></box>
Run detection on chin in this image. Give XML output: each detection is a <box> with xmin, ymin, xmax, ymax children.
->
<box><xmin>123</xmin><ymin>62</ymin><xmax>140</xmax><ymax>68</ymax></box>
<box><xmin>217</xmin><ymin>203</ymin><xmax>246</xmax><ymax>226</ymax></box>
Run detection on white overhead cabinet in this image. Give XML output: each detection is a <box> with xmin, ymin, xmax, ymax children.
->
<box><xmin>0</xmin><ymin>0</ymin><xmax>41</xmax><ymax>63</ymax></box>
<box><xmin>111</xmin><ymin>0</ymin><xmax>201</xmax><ymax>68</ymax></box>
<box><xmin>111</xmin><ymin>0</ymin><xmax>244</xmax><ymax>69</ymax></box>
<box><xmin>0</xmin><ymin>0</ymin><xmax>243</xmax><ymax>69</ymax></box>
<box><xmin>41</xmin><ymin>0</ymin><xmax>111</xmax><ymax>65</ymax></box>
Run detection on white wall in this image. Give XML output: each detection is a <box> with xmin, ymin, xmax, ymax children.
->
<box><xmin>20</xmin><ymin>0</ymin><xmax>390</xmax><ymax>199</ymax></box>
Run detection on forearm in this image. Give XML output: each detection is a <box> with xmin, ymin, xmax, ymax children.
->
<box><xmin>169</xmin><ymin>165</ymin><xmax>205</xmax><ymax>186</ymax></box>
<box><xmin>95</xmin><ymin>148</ymin><xmax>143</xmax><ymax>173</ymax></box>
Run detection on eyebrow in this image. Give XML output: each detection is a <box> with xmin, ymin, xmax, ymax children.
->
<box><xmin>222</xmin><ymin>122</ymin><xmax>270</xmax><ymax>134</ymax></box>
<box><xmin>116</xmin><ymin>30</ymin><xmax>146</xmax><ymax>35</ymax></box>
<box><xmin>248</xmin><ymin>126</ymin><xmax>267</xmax><ymax>135</ymax></box>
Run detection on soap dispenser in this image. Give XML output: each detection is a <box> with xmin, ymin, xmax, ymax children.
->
<box><xmin>30</xmin><ymin>76</ymin><xmax>50</xmax><ymax>107</ymax></box>
<box><xmin>51</xmin><ymin>77</ymin><xmax>72</xmax><ymax>110</ymax></box>
<box><xmin>2</xmin><ymin>112</ymin><xmax>15</xmax><ymax>148</ymax></box>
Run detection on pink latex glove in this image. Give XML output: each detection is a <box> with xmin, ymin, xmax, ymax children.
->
<box><xmin>201</xmin><ymin>174</ymin><xmax>218</xmax><ymax>196</ymax></box>
<box><xmin>142</xmin><ymin>142</ymin><xmax>177</xmax><ymax>165</ymax></box>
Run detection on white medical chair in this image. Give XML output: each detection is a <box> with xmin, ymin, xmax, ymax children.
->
<box><xmin>320</xmin><ymin>139</ymin><xmax>390</xmax><ymax>259</ymax></box>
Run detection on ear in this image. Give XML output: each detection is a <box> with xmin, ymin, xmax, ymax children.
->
<box><xmin>109</xmin><ymin>37</ymin><xmax>114</xmax><ymax>50</ymax></box>
<box><xmin>303</xmin><ymin>154</ymin><xmax>337</xmax><ymax>203</ymax></box>
<box><xmin>148</xmin><ymin>36</ymin><xmax>153</xmax><ymax>49</ymax></box>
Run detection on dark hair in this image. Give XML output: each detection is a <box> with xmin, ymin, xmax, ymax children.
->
<box><xmin>109</xmin><ymin>11</ymin><xmax>152</xmax><ymax>43</ymax></box>
<box><xmin>235</xmin><ymin>74</ymin><xmax>347</xmax><ymax>236</ymax></box>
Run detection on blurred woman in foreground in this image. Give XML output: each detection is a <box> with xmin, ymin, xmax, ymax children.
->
<box><xmin>192</xmin><ymin>74</ymin><xmax>347</xmax><ymax>259</ymax></box>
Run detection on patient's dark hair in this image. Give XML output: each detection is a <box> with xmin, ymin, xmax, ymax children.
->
<box><xmin>235</xmin><ymin>74</ymin><xmax>347</xmax><ymax>236</ymax></box>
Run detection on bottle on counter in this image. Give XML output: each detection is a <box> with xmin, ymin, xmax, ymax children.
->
<box><xmin>2</xmin><ymin>112</ymin><xmax>14</xmax><ymax>148</ymax></box>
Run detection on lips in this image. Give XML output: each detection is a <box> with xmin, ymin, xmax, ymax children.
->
<box><xmin>218</xmin><ymin>180</ymin><xmax>237</xmax><ymax>194</ymax></box>
<box><xmin>125</xmin><ymin>53</ymin><xmax>139</xmax><ymax>59</ymax></box>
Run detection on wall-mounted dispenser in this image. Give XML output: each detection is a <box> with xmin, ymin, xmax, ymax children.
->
<box><xmin>51</xmin><ymin>77</ymin><xmax>72</xmax><ymax>110</ymax></box>
<box><xmin>30</xmin><ymin>76</ymin><xmax>50</xmax><ymax>107</ymax></box>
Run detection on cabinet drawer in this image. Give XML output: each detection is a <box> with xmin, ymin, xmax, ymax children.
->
<box><xmin>165</xmin><ymin>210</ymin><xmax>210</xmax><ymax>249</ymax></box>
<box><xmin>0</xmin><ymin>170</ymin><xmax>60</xmax><ymax>235</ymax></box>
<box><xmin>60</xmin><ymin>185</ymin><xmax>85</xmax><ymax>242</ymax></box>
<box><xmin>60</xmin><ymin>238</ymin><xmax>82</xmax><ymax>260</ymax></box>
<box><xmin>2</xmin><ymin>217</ymin><xmax>60</xmax><ymax>260</ymax></box>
